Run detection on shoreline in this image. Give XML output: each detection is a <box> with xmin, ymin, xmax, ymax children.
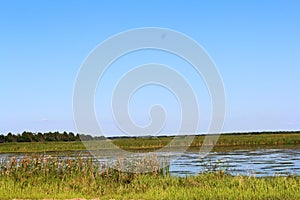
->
<box><xmin>0</xmin><ymin>133</ymin><xmax>300</xmax><ymax>153</ymax></box>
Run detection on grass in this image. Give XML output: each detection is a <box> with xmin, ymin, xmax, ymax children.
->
<box><xmin>113</xmin><ymin>132</ymin><xmax>300</xmax><ymax>150</ymax></box>
<box><xmin>1</xmin><ymin>132</ymin><xmax>300</xmax><ymax>153</ymax></box>
<box><xmin>0</xmin><ymin>141</ymin><xmax>86</xmax><ymax>153</ymax></box>
<box><xmin>0</xmin><ymin>156</ymin><xmax>299</xmax><ymax>199</ymax></box>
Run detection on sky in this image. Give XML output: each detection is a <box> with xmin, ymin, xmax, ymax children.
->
<box><xmin>0</xmin><ymin>0</ymin><xmax>300</xmax><ymax>136</ymax></box>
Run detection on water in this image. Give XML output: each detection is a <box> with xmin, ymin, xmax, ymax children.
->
<box><xmin>1</xmin><ymin>148</ymin><xmax>300</xmax><ymax>177</ymax></box>
<box><xmin>169</xmin><ymin>148</ymin><xmax>300</xmax><ymax>176</ymax></box>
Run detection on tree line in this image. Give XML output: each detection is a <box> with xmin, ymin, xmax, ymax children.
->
<box><xmin>0</xmin><ymin>131</ymin><xmax>105</xmax><ymax>143</ymax></box>
<box><xmin>1</xmin><ymin>131</ymin><xmax>299</xmax><ymax>143</ymax></box>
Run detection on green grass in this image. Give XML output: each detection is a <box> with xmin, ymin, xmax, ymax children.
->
<box><xmin>0</xmin><ymin>141</ymin><xmax>86</xmax><ymax>153</ymax></box>
<box><xmin>112</xmin><ymin>132</ymin><xmax>300</xmax><ymax>149</ymax></box>
<box><xmin>0</xmin><ymin>156</ymin><xmax>299</xmax><ymax>199</ymax></box>
<box><xmin>0</xmin><ymin>132</ymin><xmax>300</xmax><ymax>153</ymax></box>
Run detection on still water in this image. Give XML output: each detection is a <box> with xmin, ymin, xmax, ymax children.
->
<box><xmin>169</xmin><ymin>148</ymin><xmax>300</xmax><ymax>176</ymax></box>
<box><xmin>1</xmin><ymin>148</ymin><xmax>300</xmax><ymax>177</ymax></box>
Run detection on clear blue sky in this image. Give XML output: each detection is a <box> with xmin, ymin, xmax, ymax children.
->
<box><xmin>1</xmin><ymin>0</ymin><xmax>299</xmax><ymax>135</ymax></box>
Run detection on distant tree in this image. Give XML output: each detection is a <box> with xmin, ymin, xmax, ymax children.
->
<box><xmin>75</xmin><ymin>133</ymin><xmax>80</xmax><ymax>141</ymax></box>
<box><xmin>44</xmin><ymin>132</ymin><xmax>56</xmax><ymax>142</ymax></box>
<box><xmin>18</xmin><ymin>131</ymin><xmax>34</xmax><ymax>142</ymax></box>
<box><xmin>37</xmin><ymin>132</ymin><xmax>45</xmax><ymax>142</ymax></box>
<box><xmin>54</xmin><ymin>131</ymin><xmax>61</xmax><ymax>141</ymax></box>
<box><xmin>94</xmin><ymin>136</ymin><xmax>106</xmax><ymax>140</ymax></box>
<box><xmin>0</xmin><ymin>135</ymin><xmax>6</xmax><ymax>143</ymax></box>
<box><xmin>62</xmin><ymin>131</ymin><xmax>69</xmax><ymax>141</ymax></box>
<box><xmin>7</xmin><ymin>132</ymin><xmax>17</xmax><ymax>142</ymax></box>
<box><xmin>68</xmin><ymin>132</ymin><xmax>76</xmax><ymax>141</ymax></box>
<box><xmin>79</xmin><ymin>134</ymin><xmax>93</xmax><ymax>141</ymax></box>
<box><xmin>2</xmin><ymin>131</ymin><xmax>98</xmax><ymax>143</ymax></box>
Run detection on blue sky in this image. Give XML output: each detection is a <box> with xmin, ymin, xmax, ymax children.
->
<box><xmin>0</xmin><ymin>1</ymin><xmax>299</xmax><ymax>135</ymax></box>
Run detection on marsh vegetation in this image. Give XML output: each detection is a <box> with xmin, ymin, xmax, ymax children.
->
<box><xmin>0</xmin><ymin>155</ymin><xmax>299</xmax><ymax>199</ymax></box>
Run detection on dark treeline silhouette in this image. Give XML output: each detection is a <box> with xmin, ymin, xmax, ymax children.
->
<box><xmin>0</xmin><ymin>131</ymin><xmax>299</xmax><ymax>143</ymax></box>
<box><xmin>0</xmin><ymin>131</ymin><xmax>105</xmax><ymax>143</ymax></box>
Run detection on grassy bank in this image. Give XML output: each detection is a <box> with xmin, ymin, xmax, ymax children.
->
<box><xmin>0</xmin><ymin>156</ymin><xmax>299</xmax><ymax>199</ymax></box>
<box><xmin>0</xmin><ymin>132</ymin><xmax>300</xmax><ymax>153</ymax></box>
<box><xmin>113</xmin><ymin>132</ymin><xmax>300</xmax><ymax>150</ymax></box>
<box><xmin>0</xmin><ymin>141</ymin><xmax>86</xmax><ymax>153</ymax></box>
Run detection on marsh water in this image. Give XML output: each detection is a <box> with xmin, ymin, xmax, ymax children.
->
<box><xmin>169</xmin><ymin>148</ymin><xmax>300</xmax><ymax>176</ymax></box>
<box><xmin>1</xmin><ymin>147</ymin><xmax>300</xmax><ymax>177</ymax></box>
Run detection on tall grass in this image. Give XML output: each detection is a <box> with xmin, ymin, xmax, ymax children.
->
<box><xmin>0</xmin><ymin>141</ymin><xmax>86</xmax><ymax>153</ymax></box>
<box><xmin>112</xmin><ymin>133</ymin><xmax>300</xmax><ymax>151</ymax></box>
<box><xmin>0</xmin><ymin>133</ymin><xmax>300</xmax><ymax>153</ymax></box>
<box><xmin>0</xmin><ymin>156</ymin><xmax>299</xmax><ymax>199</ymax></box>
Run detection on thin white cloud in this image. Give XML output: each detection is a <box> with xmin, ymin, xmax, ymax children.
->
<box><xmin>288</xmin><ymin>120</ymin><xmax>300</xmax><ymax>125</ymax></box>
<box><xmin>40</xmin><ymin>118</ymin><xmax>49</xmax><ymax>122</ymax></box>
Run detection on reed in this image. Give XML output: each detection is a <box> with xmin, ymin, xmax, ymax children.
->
<box><xmin>1</xmin><ymin>133</ymin><xmax>300</xmax><ymax>153</ymax></box>
<box><xmin>0</xmin><ymin>156</ymin><xmax>299</xmax><ymax>199</ymax></box>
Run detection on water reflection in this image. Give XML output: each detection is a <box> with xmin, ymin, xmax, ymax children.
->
<box><xmin>1</xmin><ymin>148</ymin><xmax>299</xmax><ymax>177</ymax></box>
